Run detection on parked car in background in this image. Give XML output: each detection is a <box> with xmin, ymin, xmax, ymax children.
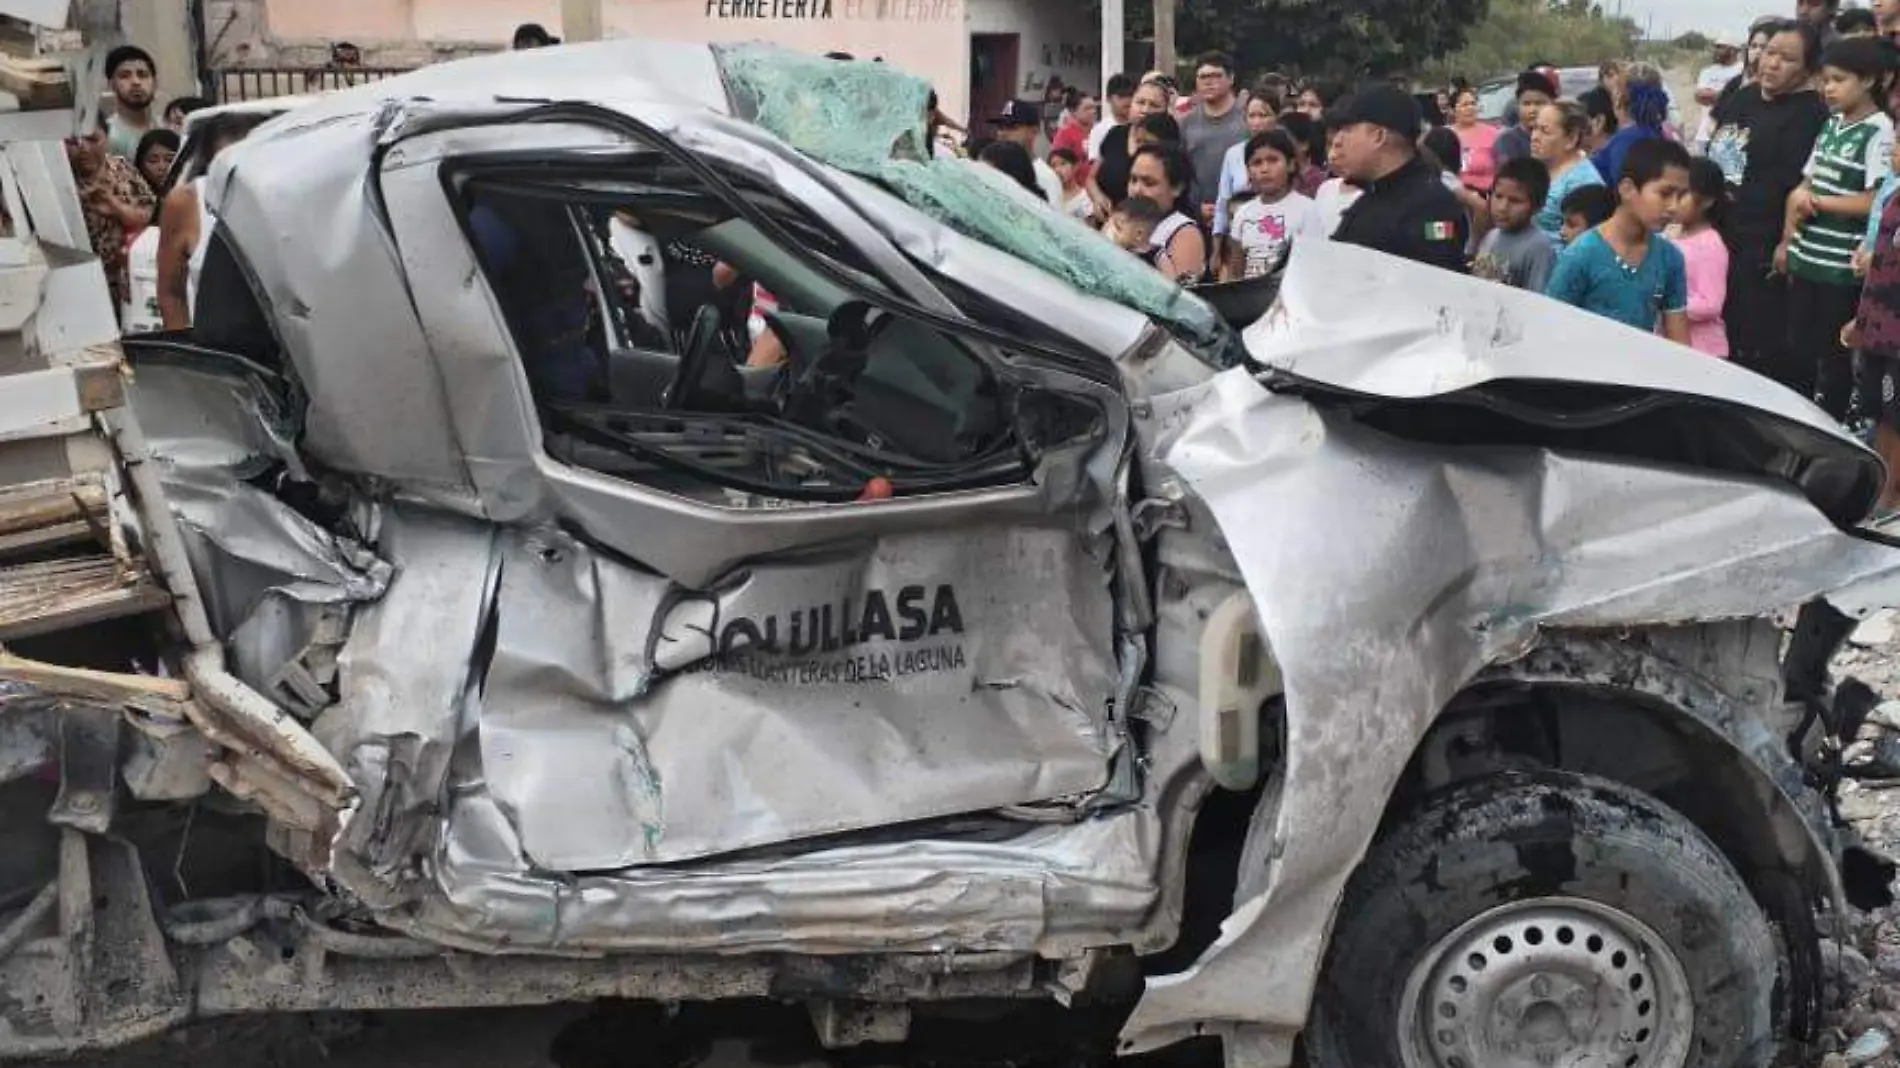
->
<box><xmin>1476</xmin><ymin>66</ymin><xmax>1601</xmax><ymax>124</ymax></box>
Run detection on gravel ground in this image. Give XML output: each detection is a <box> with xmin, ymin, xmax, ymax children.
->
<box><xmin>1794</xmin><ymin>611</ymin><xmax>1900</xmax><ymax>1068</ymax></box>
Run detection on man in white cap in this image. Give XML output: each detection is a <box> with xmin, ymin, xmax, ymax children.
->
<box><xmin>1691</xmin><ymin>35</ymin><xmax>1745</xmax><ymax>154</ymax></box>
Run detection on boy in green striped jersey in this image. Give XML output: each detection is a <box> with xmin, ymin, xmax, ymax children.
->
<box><xmin>1780</xmin><ymin>37</ymin><xmax>1893</xmax><ymax>419</ymax></box>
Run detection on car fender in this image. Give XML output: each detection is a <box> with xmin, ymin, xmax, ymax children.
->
<box><xmin>1120</xmin><ymin>366</ymin><xmax>1900</xmax><ymax>1065</ymax></box>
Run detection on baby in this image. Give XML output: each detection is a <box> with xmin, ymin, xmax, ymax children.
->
<box><xmin>1103</xmin><ymin>195</ymin><xmax>1167</xmax><ymax>256</ymax></box>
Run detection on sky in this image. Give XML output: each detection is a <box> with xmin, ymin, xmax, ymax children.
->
<box><xmin>1621</xmin><ymin>0</ymin><xmax>1805</xmax><ymax>39</ymax></box>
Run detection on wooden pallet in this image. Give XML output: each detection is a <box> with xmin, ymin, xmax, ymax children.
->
<box><xmin>0</xmin><ymin>553</ymin><xmax>168</xmax><ymax>640</ymax></box>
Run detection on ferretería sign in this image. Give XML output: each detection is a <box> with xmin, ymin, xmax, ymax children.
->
<box><xmin>703</xmin><ymin>0</ymin><xmax>958</xmax><ymax>19</ymax></box>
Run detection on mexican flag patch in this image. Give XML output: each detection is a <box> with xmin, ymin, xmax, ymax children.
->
<box><xmin>1424</xmin><ymin>220</ymin><xmax>1455</xmax><ymax>241</ymax></box>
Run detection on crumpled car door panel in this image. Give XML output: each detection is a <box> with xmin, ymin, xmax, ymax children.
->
<box><xmin>479</xmin><ymin>522</ymin><xmax>1116</xmax><ymax>870</ymax></box>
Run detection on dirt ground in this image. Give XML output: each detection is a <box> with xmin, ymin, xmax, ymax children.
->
<box><xmin>55</xmin><ymin>999</ymin><xmax>1166</xmax><ymax>1068</ymax></box>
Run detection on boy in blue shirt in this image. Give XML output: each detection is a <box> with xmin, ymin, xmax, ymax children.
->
<box><xmin>1545</xmin><ymin>138</ymin><xmax>1694</xmax><ymax>344</ymax></box>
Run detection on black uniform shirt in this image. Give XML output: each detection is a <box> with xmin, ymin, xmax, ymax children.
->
<box><xmin>1332</xmin><ymin>154</ymin><xmax>1470</xmax><ymax>274</ymax></box>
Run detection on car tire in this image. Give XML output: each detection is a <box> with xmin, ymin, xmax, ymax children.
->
<box><xmin>1304</xmin><ymin>769</ymin><xmax>1779</xmax><ymax>1068</ymax></box>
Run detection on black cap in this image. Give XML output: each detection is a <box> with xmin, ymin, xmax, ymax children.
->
<box><xmin>989</xmin><ymin>99</ymin><xmax>1040</xmax><ymax>127</ymax></box>
<box><xmin>1329</xmin><ymin>85</ymin><xmax>1423</xmax><ymax>140</ymax></box>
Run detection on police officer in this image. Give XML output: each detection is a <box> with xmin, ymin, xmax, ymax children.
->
<box><xmin>1329</xmin><ymin>86</ymin><xmax>1470</xmax><ymax>273</ymax></box>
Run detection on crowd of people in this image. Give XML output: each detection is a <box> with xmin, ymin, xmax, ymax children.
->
<box><xmin>943</xmin><ymin>0</ymin><xmax>1900</xmax><ymax>514</ymax></box>
<box><xmin>67</xmin><ymin>45</ymin><xmax>266</xmax><ymax>335</ymax></box>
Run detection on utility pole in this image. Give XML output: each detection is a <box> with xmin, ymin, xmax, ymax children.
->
<box><xmin>1153</xmin><ymin>0</ymin><xmax>1176</xmax><ymax>79</ymax></box>
<box><xmin>1101</xmin><ymin>0</ymin><xmax>1124</xmax><ymax>87</ymax></box>
<box><xmin>562</xmin><ymin>0</ymin><xmax>604</xmax><ymax>43</ymax></box>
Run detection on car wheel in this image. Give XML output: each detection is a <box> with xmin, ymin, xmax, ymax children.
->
<box><xmin>1305</xmin><ymin>770</ymin><xmax>1779</xmax><ymax>1068</ymax></box>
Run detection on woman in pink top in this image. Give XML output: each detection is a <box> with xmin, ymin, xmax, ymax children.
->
<box><xmin>1449</xmin><ymin>87</ymin><xmax>1499</xmax><ymax>193</ymax></box>
<box><xmin>1671</xmin><ymin>159</ymin><xmax>1730</xmax><ymax>357</ymax></box>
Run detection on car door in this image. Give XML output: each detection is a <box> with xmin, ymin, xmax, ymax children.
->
<box><xmin>370</xmin><ymin>107</ymin><xmax>1135</xmax><ymax>872</ymax></box>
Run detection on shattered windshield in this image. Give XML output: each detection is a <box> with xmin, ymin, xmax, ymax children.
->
<box><xmin>715</xmin><ymin>43</ymin><xmax>1221</xmax><ymax>346</ymax></box>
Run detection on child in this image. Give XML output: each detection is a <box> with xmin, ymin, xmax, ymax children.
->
<box><xmin>1781</xmin><ymin>37</ymin><xmax>1893</xmax><ymax>420</ymax></box>
<box><xmin>1048</xmin><ymin>147</ymin><xmax>1095</xmax><ymax>223</ymax></box>
<box><xmin>1212</xmin><ymin>94</ymin><xmax>1281</xmax><ymax>248</ymax></box>
<box><xmin>1472</xmin><ymin>156</ymin><xmax>1555</xmax><ymax>292</ymax></box>
<box><xmin>1843</xmin><ymin>127</ymin><xmax>1900</xmax><ymax>511</ymax></box>
<box><xmin>1222</xmin><ymin>129</ymin><xmax>1322</xmax><ymax>281</ymax></box>
<box><xmin>1545</xmin><ymin>138</ymin><xmax>1692</xmax><ymax>343</ymax></box>
<box><xmin>1104</xmin><ymin>195</ymin><xmax>1166</xmax><ymax>256</ymax></box>
<box><xmin>1278</xmin><ymin>112</ymin><xmax>1325</xmax><ymax>196</ymax></box>
<box><xmin>1557</xmin><ymin>184</ymin><xmax>1617</xmax><ymax>247</ymax></box>
<box><xmin>1671</xmin><ymin>158</ymin><xmax>1731</xmax><ymax>357</ymax></box>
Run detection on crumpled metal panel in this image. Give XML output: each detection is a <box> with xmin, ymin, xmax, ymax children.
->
<box><xmin>1119</xmin><ymin>365</ymin><xmax>1900</xmax><ymax>1052</ymax></box>
<box><xmin>233</xmin><ymin>41</ymin><xmax>733</xmax><ymax>158</ymax></box>
<box><xmin>419</xmin><ymin>787</ymin><xmax>1159</xmax><ymax>955</ymax></box>
<box><xmin>205</xmin><ymin>117</ymin><xmax>473</xmax><ymax>501</ymax></box>
<box><xmin>315</xmin><ymin>506</ymin><xmax>496</xmax><ymax>908</ymax></box>
<box><xmin>479</xmin><ymin>521</ymin><xmax>1116</xmax><ymax>870</ymax></box>
<box><xmin>1249</xmin><ymin>240</ymin><xmax>1879</xmax><ymax>522</ymax></box>
<box><xmin>122</xmin><ymin>357</ymin><xmax>298</xmax><ymax>480</ymax></box>
<box><xmin>319</xmin><ymin>511</ymin><xmax>1139</xmax><ymax>951</ymax></box>
<box><xmin>124</xmin><ymin>360</ymin><xmax>392</xmax><ymax>707</ymax></box>
<box><xmin>162</xmin><ymin>472</ymin><xmax>389</xmax><ymax>706</ymax></box>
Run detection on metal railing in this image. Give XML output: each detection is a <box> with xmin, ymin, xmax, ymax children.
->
<box><xmin>212</xmin><ymin>67</ymin><xmax>412</xmax><ymax>103</ymax></box>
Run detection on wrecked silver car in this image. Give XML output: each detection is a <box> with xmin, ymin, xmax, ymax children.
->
<box><xmin>6</xmin><ymin>39</ymin><xmax>1900</xmax><ymax>1068</ymax></box>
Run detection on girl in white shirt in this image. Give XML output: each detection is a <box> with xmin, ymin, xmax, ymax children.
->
<box><xmin>1222</xmin><ymin>129</ymin><xmax>1322</xmax><ymax>281</ymax></box>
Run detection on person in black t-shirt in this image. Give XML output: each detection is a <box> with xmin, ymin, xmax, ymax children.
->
<box><xmin>1706</xmin><ymin>19</ymin><xmax>1829</xmax><ymax>392</ymax></box>
<box><xmin>1329</xmin><ymin>86</ymin><xmax>1470</xmax><ymax>273</ymax></box>
<box><xmin>1712</xmin><ymin>20</ymin><xmax>1785</xmax><ymax>127</ymax></box>
<box><xmin>1087</xmin><ymin>83</ymin><xmax>1176</xmax><ymax>216</ymax></box>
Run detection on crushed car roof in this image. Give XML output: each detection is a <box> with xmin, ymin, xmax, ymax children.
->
<box><xmin>251</xmin><ymin>40</ymin><xmax>736</xmax><ymax>133</ymax></box>
<box><xmin>215</xmin><ymin>41</ymin><xmax>1220</xmax><ymax>347</ymax></box>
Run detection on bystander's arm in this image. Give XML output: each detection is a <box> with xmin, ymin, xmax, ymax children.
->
<box><xmin>1684</xmin><ymin>251</ymin><xmax>1727</xmax><ymax>324</ymax></box>
<box><xmin>1661</xmin><ymin>246</ymin><xmax>1691</xmax><ymax>345</ymax></box>
<box><xmin>1660</xmin><ymin>310</ymin><xmax>1691</xmax><ymax>345</ymax></box>
<box><xmin>1212</xmin><ymin>164</ymin><xmax>1239</xmax><ymax>267</ymax></box>
<box><xmin>1815</xmin><ymin>188</ymin><xmax>1877</xmax><ymax>219</ymax></box>
<box><xmin>155</xmin><ymin>185</ymin><xmax>197</xmax><ymax>330</ymax></box>
<box><xmin>1219</xmin><ymin>230</ymin><xmax>1243</xmax><ymax>282</ymax></box>
<box><xmin>1167</xmin><ymin>226</ymin><xmax>1207</xmax><ymax>283</ymax></box>
<box><xmin>1086</xmin><ymin>172</ymin><xmax>1113</xmax><ymax>217</ymax></box>
<box><xmin>1777</xmin><ymin>183</ymin><xmax>1816</xmax><ymax>273</ymax></box>
<box><xmin>1865</xmin><ymin>177</ymin><xmax>1900</xmax><ymax>257</ymax></box>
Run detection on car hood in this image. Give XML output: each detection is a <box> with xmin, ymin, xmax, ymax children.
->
<box><xmin>1244</xmin><ymin>240</ymin><xmax>1880</xmax><ymax>524</ymax></box>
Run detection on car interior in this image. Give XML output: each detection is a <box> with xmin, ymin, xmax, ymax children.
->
<box><xmin>454</xmin><ymin>154</ymin><xmax>1101</xmax><ymax>505</ymax></box>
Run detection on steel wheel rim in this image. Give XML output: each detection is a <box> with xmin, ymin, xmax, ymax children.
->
<box><xmin>1396</xmin><ymin>897</ymin><xmax>1694</xmax><ymax>1068</ymax></box>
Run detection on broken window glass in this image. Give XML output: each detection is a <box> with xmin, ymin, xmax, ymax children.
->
<box><xmin>715</xmin><ymin>44</ymin><xmax>1222</xmax><ymax>348</ymax></box>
